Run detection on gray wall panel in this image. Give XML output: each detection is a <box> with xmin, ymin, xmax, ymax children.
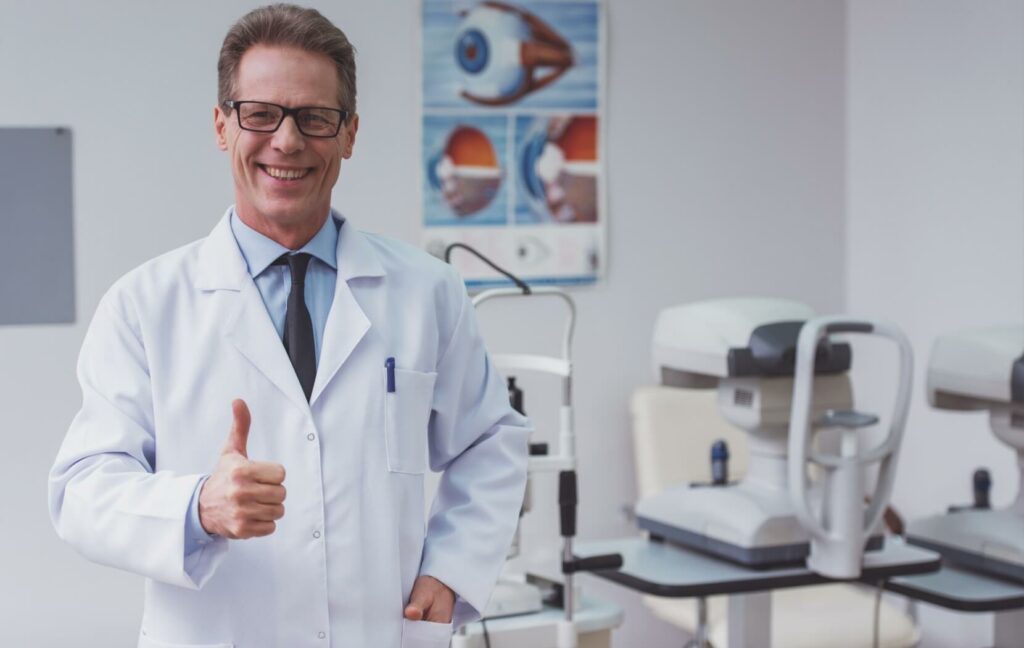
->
<box><xmin>0</xmin><ymin>127</ymin><xmax>74</xmax><ymax>325</ymax></box>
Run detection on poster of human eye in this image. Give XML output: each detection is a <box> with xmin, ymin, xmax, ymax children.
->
<box><xmin>421</xmin><ymin>0</ymin><xmax>605</xmax><ymax>287</ymax></box>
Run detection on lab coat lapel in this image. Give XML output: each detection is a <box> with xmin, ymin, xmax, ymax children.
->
<box><xmin>197</xmin><ymin>212</ymin><xmax>311</xmax><ymax>413</ymax></box>
<box><xmin>309</xmin><ymin>221</ymin><xmax>385</xmax><ymax>406</ymax></box>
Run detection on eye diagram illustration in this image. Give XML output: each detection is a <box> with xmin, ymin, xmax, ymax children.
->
<box><xmin>454</xmin><ymin>1</ymin><xmax>574</xmax><ymax>106</ymax></box>
<box><xmin>514</xmin><ymin>234</ymin><xmax>552</xmax><ymax>267</ymax></box>
<box><xmin>519</xmin><ymin>115</ymin><xmax>597</xmax><ymax>223</ymax></box>
<box><xmin>427</xmin><ymin>125</ymin><xmax>503</xmax><ymax>217</ymax></box>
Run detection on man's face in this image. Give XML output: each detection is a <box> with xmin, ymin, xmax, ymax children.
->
<box><xmin>214</xmin><ymin>44</ymin><xmax>358</xmax><ymax>230</ymax></box>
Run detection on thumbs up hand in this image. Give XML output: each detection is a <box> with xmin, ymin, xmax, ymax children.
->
<box><xmin>198</xmin><ymin>399</ymin><xmax>287</xmax><ymax>539</ymax></box>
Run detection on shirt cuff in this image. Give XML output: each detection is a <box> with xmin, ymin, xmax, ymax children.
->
<box><xmin>184</xmin><ymin>475</ymin><xmax>215</xmax><ymax>556</ymax></box>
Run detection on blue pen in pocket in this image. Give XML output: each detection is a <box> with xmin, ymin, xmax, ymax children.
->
<box><xmin>385</xmin><ymin>357</ymin><xmax>396</xmax><ymax>393</ymax></box>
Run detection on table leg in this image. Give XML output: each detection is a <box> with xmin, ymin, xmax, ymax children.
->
<box><xmin>993</xmin><ymin>607</ymin><xmax>1024</xmax><ymax>648</ymax></box>
<box><xmin>727</xmin><ymin>591</ymin><xmax>772</xmax><ymax>648</ymax></box>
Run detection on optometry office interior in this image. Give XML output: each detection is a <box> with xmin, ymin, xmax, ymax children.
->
<box><xmin>3</xmin><ymin>1</ymin><xmax>1024</xmax><ymax>647</ymax></box>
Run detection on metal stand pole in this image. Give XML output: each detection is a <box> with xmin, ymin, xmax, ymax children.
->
<box><xmin>994</xmin><ymin>607</ymin><xmax>1024</xmax><ymax>648</ymax></box>
<box><xmin>726</xmin><ymin>591</ymin><xmax>772</xmax><ymax>648</ymax></box>
<box><xmin>684</xmin><ymin>596</ymin><xmax>712</xmax><ymax>648</ymax></box>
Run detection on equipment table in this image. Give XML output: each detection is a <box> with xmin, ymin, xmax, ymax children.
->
<box><xmin>886</xmin><ymin>564</ymin><xmax>1024</xmax><ymax>647</ymax></box>
<box><xmin>573</xmin><ymin>537</ymin><xmax>941</xmax><ymax>648</ymax></box>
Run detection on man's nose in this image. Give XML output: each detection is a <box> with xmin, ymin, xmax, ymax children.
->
<box><xmin>271</xmin><ymin>115</ymin><xmax>306</xmax><ymax>154</ymax></box>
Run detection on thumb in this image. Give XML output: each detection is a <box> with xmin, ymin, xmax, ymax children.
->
<box><xmin>403</xmin><ymin>583</ymin><xmax>430</xmax><ymax>621</ymax></box>
<box><xmin>223</xmin><ymin>399</ymin><xmax>250</xmax><ymax>458</ymax></box>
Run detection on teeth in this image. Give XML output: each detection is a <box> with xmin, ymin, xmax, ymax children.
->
<box><xmin>263</xmin><ymin>166</ymin><xmax>309</xmax><ymax>180</ymax></box>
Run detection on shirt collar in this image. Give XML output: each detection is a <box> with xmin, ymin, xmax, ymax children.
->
<box><xmin>230</xmin><ymin>207</ymin><xmax>339</xmax><ymax>278</ymax></box>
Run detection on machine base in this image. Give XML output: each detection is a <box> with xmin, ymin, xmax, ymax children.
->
<box><xmin>906</xmin><ymin>509</ymin><xmax>1024</xmax><ymax>585</ymax></box>
<box><xmin>641</xmin><ymin>516</ymin><xmax>884</xmax><ymax>568</ymax></box>
<box><xmin>907</xmin><ymin>536</ymin><xmax>1024</xmax><ymax>585</ymax></box>
<box><xmin>636</xmin><ymin>481</ymin><xmax>884</xmax><ymax>568</ymax></box>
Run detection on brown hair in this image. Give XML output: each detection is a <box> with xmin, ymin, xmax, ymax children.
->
<box><xmin>218</xmin><ymin>4</ymin><xmax>357</xmax><ymax>117</ymax></box>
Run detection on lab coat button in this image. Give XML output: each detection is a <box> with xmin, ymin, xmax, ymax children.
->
<box><xmin>318</xmin><ymin>631</ymin><xmax>326</xmax><ymax>639</ymax></box>
<box><xmin>313</xmin><ymin>530</ymin><xmax>321</xmax><ymax>539</ymax></box>
<box><xmin>307</xmin><ymin>432</ymin><xmax>315</xmax><ymax>441</ymax></box>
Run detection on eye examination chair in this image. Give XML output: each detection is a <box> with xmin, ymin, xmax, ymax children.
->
<box><xmin>630</xmin><ymin>385</ymin><xmax>921</xmax><ymax>648</ymax></box>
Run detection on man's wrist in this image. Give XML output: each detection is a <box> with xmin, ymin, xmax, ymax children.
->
<box><xmin>185</xmin><ymin>476</ymin><xmax>215</xmax><ymax>555</ymax></box>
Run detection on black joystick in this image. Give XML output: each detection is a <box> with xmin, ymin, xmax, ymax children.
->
<box><xmin>973</xmin><ymin>468</ymin><xmax>992</xmax><ymax>509</ymax></box>
<box><xmin>711</xmin><ymin>440</ymin><xmax>730</xmax><ymax>486</ymax></box>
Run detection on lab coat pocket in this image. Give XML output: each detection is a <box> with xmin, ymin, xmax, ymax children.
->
<box><xmin>400</xmin><ymin>618</ymin><xmax>453</xmax><ymax>648</ymax></box>
<box><xmin>138</xmin><ymin>633</ymin><xmax>233</xmax><ymax>648</ymax></box>
<box><xmin>384</xmin><ymin>367</ymin><xmax>437</xmax><ymax>474</ymax></box>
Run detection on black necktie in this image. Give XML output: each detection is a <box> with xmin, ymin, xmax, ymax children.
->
<box><xmin>274</xmin><ymin>253</ymin><xmax>317</xmax><ymax>401</ymax></box>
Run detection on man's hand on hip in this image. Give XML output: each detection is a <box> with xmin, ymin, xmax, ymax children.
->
<box><xmin>404</xmin><ymin>575</ymin><xmax>456</xmax><ymax>624</ymax></box>
<box><xmin>198</xmin><ymin>399</ymin><xmax>287</xmax><ymax>539</ymax></box>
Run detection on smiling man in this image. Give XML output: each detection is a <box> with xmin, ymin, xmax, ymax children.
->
<box><xmin>48</xmin><ymin>5</ymin><xmax>530</xmax><ymax>648</ymax></box>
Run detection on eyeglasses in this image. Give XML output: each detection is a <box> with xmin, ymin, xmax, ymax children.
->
<box><xmin>223</xmin><ymin>100</ymin><xmax>348</xmax><ymax>138</ymax></box>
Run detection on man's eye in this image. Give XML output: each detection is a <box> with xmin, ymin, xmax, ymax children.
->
<box><xmin>301</xmin><ymin>114</ymin><xmax>329</xmax><ymax>126</ymax></box>
<box><xmin>242</xmin><ymin>110</ymin><xmax>279</xmax><ymax>126</ymax></box>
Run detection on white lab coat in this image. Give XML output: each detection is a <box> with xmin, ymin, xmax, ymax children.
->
<box><xmin>48</xmin><ymin>211</ymin><xmax>530</xmax><ymax>648</ymax></box>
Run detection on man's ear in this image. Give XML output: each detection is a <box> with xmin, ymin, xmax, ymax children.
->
<box><xmin>214</xmin><ymin>105</ymin><xmax>229</xmax><ymax>151</ymax></box>
<box><xmin>342</xmin><ymin>113</ymin><xmax>359</xmax><ymax>159</ymax></box>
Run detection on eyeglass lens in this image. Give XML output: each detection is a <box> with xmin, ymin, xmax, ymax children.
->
<box><xmin>237</xmin><ymin>102</ymin><xmax>342</xmax><ymax>137</ymax></box>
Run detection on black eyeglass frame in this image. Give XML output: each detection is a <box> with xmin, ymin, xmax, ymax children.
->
<box><xmin>223</xmin><ymin>100</ymin><xmax>349</xmax><ymax>138</ymax></box>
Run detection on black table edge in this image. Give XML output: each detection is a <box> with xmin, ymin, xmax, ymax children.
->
<box><xmin>580</xmin><ymin>553</ymin><xmax>942</xmax><ymax>598</ymax></box>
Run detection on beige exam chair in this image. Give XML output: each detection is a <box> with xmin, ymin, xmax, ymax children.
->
<box><xmin>631</xmin><ymin>386</ymin><xmax>920</xmax><ymax>648</ymax></box>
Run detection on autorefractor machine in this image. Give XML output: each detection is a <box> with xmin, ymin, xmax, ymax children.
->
<box><xmin>635</xmin><ymin>298</ymin><xmax>914</xmax><ymax>578</ymax></box>
<box><xmin>906</xmin><ymin>325</ymin><xmax>1024</xmax><ymax>582</ymax></box>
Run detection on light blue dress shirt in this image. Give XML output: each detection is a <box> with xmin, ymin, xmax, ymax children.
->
<box><xmin>184</xmin><ymin>208</ymin><xmax>340</xmax><ymax>555</ymax></box>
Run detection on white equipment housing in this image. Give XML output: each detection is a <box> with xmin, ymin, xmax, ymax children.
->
<box><xmin>906</xmin><ymin>325</ymin><xmax>1024</xmax><ymax>583</ymax></box>
<box><xmin>636</xmin><ymin>298</ymin><xmax>913</xmax><ymax>578</ymax></box>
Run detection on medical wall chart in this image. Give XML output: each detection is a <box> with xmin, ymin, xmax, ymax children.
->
<box><xmin>421</xmin><ymin>0</ymin><xmax>606</xmax><ymax>287</ymax></box>
<box><xmin>0</xmin><ymin>128</ymin><xmax>75</xmax><ymax>325</ymax></box>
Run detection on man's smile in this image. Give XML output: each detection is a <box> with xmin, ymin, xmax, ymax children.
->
<box><xmin>258</xmin><ymin>163</ymin><xmax>313</xmax><ymax>181</ymax></box>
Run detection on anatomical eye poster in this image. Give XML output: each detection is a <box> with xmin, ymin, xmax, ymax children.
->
<box><xmin>421</xmin><ymin>0</ymin><xmax>606</xmax><ymax>287</ymax></box>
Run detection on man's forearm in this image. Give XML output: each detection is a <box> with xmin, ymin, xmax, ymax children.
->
<box><xmin>50</xmin><ymin>452</ymin><xmax>226</xmax><ymax>589</ymax></box>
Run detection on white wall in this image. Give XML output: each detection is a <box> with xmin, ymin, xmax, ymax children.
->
<box><xmin>0</xmin><ymin>1</ymin><xmax>847</xmax><ymax>646</ymax></box>
<box><xmin>847</xmin><ymin>2</ymin><xmax>1024</xmax><ymax>646</ymax></box>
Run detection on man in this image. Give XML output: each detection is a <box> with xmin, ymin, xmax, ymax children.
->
<box><xmin>48</xmin><ymin>5</ymin><xmax>530</xmax><ymax>647</ymax></box>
